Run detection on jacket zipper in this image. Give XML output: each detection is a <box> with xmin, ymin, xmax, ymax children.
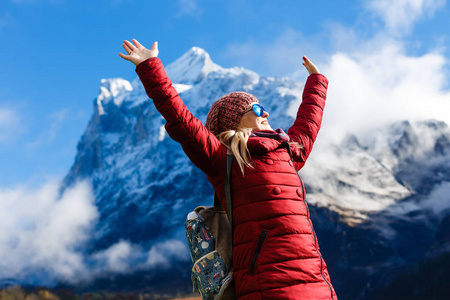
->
<box><xmin>249</xmin><ymin>230</ymin><xmax>267</xmax><ymax>274</ymax></box>
<box><xmin>299</xmin><ymin>176</ymin><xmax>334</xmax><ymax>300</ymax></box>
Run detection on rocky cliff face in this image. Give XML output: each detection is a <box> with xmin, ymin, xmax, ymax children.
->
<box><xmin>303</xmin><ymin>120</ymin><xmax>450</xmax><ymax>299</ymax></box>
<box><xmin>63</xmin><ymin>48</ymin><xmax>450</xmax><ymax>299</ymax></box>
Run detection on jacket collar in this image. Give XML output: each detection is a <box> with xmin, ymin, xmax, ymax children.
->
<box><xmin>247</xmin><ymin>136</ymin><xmax>283</xmax><ymax>154</ymax></box>
<box><xmin>247</xmin><ymin>136</ymin><xmax>303</xmax><ymax>162</ymax></box>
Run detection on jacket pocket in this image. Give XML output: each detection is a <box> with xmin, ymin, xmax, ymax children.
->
<box><xmin>249</xmin><ymin>230</ymin><xmax>267</xmax><ymax>274</ymax></box>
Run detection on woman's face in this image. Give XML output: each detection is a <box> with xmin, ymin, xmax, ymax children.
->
<box><xmin>238</xmin><ymin>102</ymin><xmax>272</xmax><ymax>131</ymax></box>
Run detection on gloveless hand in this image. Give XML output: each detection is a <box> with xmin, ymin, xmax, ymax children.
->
<box><xmin>119</xmin><ymin>39</ymin><xmax>159</xmax><ymax>66</ymax></box>
<box><xmin>302</xmin><ymin>56</ymin><xmax>320</xmax><ymax>75</ymax></box>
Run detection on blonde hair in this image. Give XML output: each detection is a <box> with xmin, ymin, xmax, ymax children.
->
<box><xmin>219</xmin><ymin>127</ymin><xmax>253</xmax><ymax>175</ymax></box>
<box><xmin>218</xmin><ymin>127</ymin><xmax>305</xmax><ymax>175</ymax></box>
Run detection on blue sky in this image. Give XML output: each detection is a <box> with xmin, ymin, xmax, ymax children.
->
<box><xmin>0</xmin><ymin>0</ymin><xmax>449</xmax><ymax>188</ymax></box>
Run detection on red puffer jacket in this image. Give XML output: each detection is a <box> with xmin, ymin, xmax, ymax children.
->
<box><xmin>136</xmin><ymin>57</ymin><xmax>338</xmax><ymax>300</ymax></box>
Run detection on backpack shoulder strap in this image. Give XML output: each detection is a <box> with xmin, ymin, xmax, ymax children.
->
<box><xmin>225</xmin><ymin>154</ymin><xmax>234</xmax><ymax>231</ymax></box>
<box><xmin>213</xmin><ymin>154</ymin><xmax>234</xmax><ymax>229</ymax></box>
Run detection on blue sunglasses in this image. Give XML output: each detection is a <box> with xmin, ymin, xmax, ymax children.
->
<box><xmin>243</xmin><ymin>104</ymin><xmax>266</xmax><ymax>117</ymax></box>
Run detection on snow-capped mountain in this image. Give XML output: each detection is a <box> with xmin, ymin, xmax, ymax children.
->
<box><xmin>303</xmin><ymin>120</ymin><xmax>450</xmax><ymax>299</ymax></box>
<box><xmin>303</xmin><ymin>120</ymin><xmax>450</xmax><ymax>225</ymax></box>
<box><xmin>63</xmin><ymin>47</ymin><xmax>450</xmax><ymax>299</ymax></box>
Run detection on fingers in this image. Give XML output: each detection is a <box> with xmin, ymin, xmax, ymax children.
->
<box><xmin>118</xmin><ymin>52</ymin><xmax>130</xmax><ymax>60</ymax></box>
<box><xmin>132</xmin><ymin>39</ymin><xmax>143</xmax><ymax>48</ymax></box>
<box><xmin>151</xmin><ymin>41</ymin><xmax>158</xmax><ymax>51</ymax></box>
<box><xmin>303</xmin><ymin>55</ymin><xmax>311</xmax><ymax>66</ymax></box>
<box><xmin>302</xmin><ymin>56</ymin><xmax>309</xmax><ymax>69</ymax></box>
<box><xmin>124</xmin><ymin>40</ymin><xmax>136</xmax><ymax>52</ymax></box>
<box><xmin>122</xmin><ymin>42</ymin><xmax>133</xmax><ymax>54</ymax></box>
<box><xmin>302</xmin><ymin>56</ymin><xmax>320</xmax><ymax>74</ymax></box>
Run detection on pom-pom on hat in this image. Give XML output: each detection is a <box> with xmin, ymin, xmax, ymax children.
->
<box><xmin>205</xmin><ymin>92</ymin><xmax>258</xmax><ymax>136</ymax></box>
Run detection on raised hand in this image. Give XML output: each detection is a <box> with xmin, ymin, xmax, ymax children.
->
<box><xmin>302</xmin><ymin>56</ymin><xmax>320</xmax><ymax>75</ymax></box>
<box><xmin>119</xmin><ymin>39</ymin><xmax>159</xmax><ymax>66</ymax></box>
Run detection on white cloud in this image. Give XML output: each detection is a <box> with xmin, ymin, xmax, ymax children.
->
<box><xmin>0</xmin><ymin>108</ymin><xmax>22</xmax><ymax>142</ymax></box>
<box><xmin>90</xmin><ymin>240</ymin><xmax>142</xmax><ymax>275</ymax></box>
<box><xmin>83</xmin><ymin>239</ymin><xmax>189</xmax><ymax>282</ymax></box>
<box><xmin>423</xmin><ymin>181</ymin><xmax>450</xmax><ymax>216</ymax></box>
<box><xmin>366</xmin><ymin>0</ymin><xmax>446</xmax><ymax>34</ymax></box>
<box><xmin>0</xmin><ymin>179</ymin><xmax>190</xmax><ymax>285</ymax></box>
<box><xmin>320</xmin><ymin>41</ymin><xmax>450</xmax><ymax>142</ymax></box>
<box><xmin>0</xmin><ymin>181</ymin><xmax>98</xmax><ymax>285</ymax></box>
<box><xmin>174</xmin><ymin>0</ymin><xmax>202</xmax><ymax>18</ymax></box>
<box><xmin>146</xmin><ymin>240</ymin><xmax>189</xmax><ymax>268</ymax></box>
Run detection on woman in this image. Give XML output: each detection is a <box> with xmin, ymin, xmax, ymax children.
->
<box><xmin>119</xmin><ymin>39</ymin><xmax>337</xmax><ymax>300</ymax></box>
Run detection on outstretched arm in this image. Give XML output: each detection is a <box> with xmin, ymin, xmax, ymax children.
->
<box><xmin>288</xmin><ymin>56</ymin><xmax>328</xmax><ymax>170</ymax></box>
<box><xmin>119</xmin><ymin>39</ymin><xmax>225</xmax><ymax>177</ymax></box>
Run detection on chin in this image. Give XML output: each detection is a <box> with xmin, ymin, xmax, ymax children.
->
<box><xmin>252</xmin><ymin>124</ymin><xmax>272</xmax><ymax>131</ymax></box>
<box><xmin>257</xmin><ymin>126</ymin><xmax>272</xmax><ymax>131</ymax></box>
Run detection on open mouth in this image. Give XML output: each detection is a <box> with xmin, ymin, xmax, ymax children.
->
<box><xmin>261</xmin><ymin>120</ymin><xmax>269</xmax><ymax>125</ymax></box>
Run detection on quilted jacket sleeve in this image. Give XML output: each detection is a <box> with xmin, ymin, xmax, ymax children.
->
<box><xmin>287</xmin><ymin>73</ymin><xmax>328</xmax><ymax>170</ymax></box>
<box><xmin>135</xmin><ymin>57</ymin><xmax>224</xmax><ymax>177</ymax></box>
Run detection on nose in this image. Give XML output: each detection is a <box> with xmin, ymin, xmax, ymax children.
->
<box><xmin>262</xmin><ymin>110</ymin><xmax>269</xmax><ymax>118</ymax></box>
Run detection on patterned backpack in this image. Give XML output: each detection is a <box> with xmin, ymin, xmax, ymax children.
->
<box><xmin>185</xmin><ymin>155</ymin><xmax>235</xmax><ymax>300</ymax></box>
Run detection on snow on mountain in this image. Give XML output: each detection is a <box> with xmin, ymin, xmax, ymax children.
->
<box><xmin>97</xmin><ymin>78</ymin><xmax>133</xmax><ymax>114</ymax></box>
<box><xmin>301</xmin><ymin>119</ymin><xmax>450</xmax><ymax>224</ymax></box>
<box><xmin>165</xmin><ymin>47</ymin><xmax>221</xmax><ymax>85</ymax></box>
<box><xmin>302</xmin><ymin>135</ymin><xmax>413</xmax><ymax>225</ymax></box>
<box><xmin>59</xmin><ymin>47</ymin><xmax>450</xmax><ymax>298</ymax></box>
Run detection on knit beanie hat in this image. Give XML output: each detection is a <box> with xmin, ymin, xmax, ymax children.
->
<box><xmin>205</xmin><ymin>92</ymin><xmax>258</xmax><ymax>136</ymax></box>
